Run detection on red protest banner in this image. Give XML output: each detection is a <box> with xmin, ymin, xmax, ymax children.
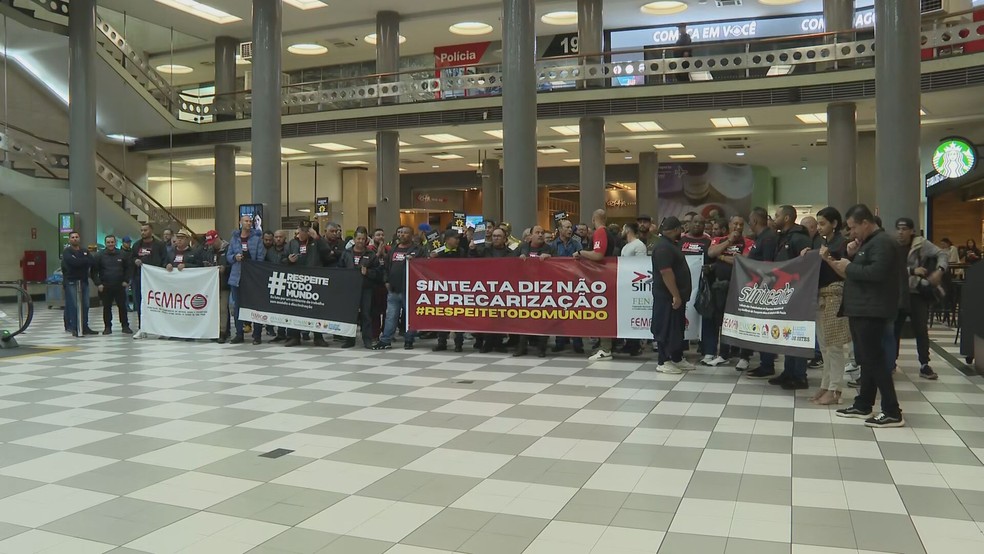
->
<box><xmin>407</xmin><ymin>258</ymin><xmax>619</xmax><ymax>336</ymax></box>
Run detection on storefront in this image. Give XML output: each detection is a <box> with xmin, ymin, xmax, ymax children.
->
<box><xmin>926</xmin><ymin>137</ymin><xmax>984</xmax><ymax>252</ymax></box>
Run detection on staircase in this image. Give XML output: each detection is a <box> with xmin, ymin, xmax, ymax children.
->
<box><xmin>0</xmin><ymin>123</ymin><xmax>194</xmax><ymax>235</ymax></box>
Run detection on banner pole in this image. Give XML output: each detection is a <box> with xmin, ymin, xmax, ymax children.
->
<box><xmin>76</xmin><ymin>281</ymin><xmax>83</xmax><ymax>336</ymax></box>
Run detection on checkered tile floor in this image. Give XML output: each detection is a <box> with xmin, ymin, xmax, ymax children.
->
<box><xmin>1</xmin><ymin>307</ymin><xmax>984</xmax><ymax>554</ymax></box>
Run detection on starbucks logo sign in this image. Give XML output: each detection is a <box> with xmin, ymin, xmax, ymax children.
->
<box><xmin>932</xmin><ymin>138</ymin><xmax>976</xmax><ymax>180</ymax></box>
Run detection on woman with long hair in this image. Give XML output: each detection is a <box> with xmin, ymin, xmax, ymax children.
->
<box><xmin>813</xmin><ymin>207</ymin><xmax>852</xmax><ymax>405</ymax></box>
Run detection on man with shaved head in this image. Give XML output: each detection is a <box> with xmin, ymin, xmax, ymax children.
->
<box><xmin>574</xmin><ymin>209</ymin><xmax>619</xmax><ymax>361</ymax></box>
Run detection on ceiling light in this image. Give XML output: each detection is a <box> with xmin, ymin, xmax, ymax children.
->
<box><xmin>107</xmin><ymin>134</ymin><xmax>137</xmax><ymax>143</ymax></box>
<box><xmin>181</xmin><ymin>157</ymin><xmax>214</xmax><ymax>166</ymax></box>
<box><xmin>153</xmin><ymin>1</ymin><xmax>241</xmax><ymax>24</ymax></box>
<box><xmin>564</xmin><ymin>158</ymin><xmax>580</xmax><ymax>163</ymax></box>
<box><xmin>338</xmin><ymin>160</ymin><xmax>369</xmax><ymax>166</ymax></box>
<box><xmin>710</xmin><ymin>117</ymin><xmax>750</xmax><ymax>128</ymax></box>
<box><xmin>363</xmin><ymin>138</ymin><xmax>410</xmax><ymax>146</ymax></box>
<box><xmin>281</xmin><ymin>147</ymin><xmax>306</xmax><ymax>155</ymax></box>
<box><xmin>235</xmin><ymin>171</ymin><xmax>251</xmax><ymax>176</ymax></box>
<box><xmin>640</xmin><ymin>2</ymin><xmax>689</xmax><ymax>16</ymax></box>
<box><xmin>431</xmin><ymin>165</ymin><xmax>441</xmax><ymax>169</ymax></box>
<box><xmin>758</xmin><ymin>0</ymin><xmax>804</xmax><ymax>5</ymax></box>
<box><xmin>148</xmin><ymin>176</ymin><xmax>181</xmax><ymax>182</ymax></box>
<box><xmin>669</xmin><ymin>154</ymin><xmax>696</xmax><ymax>159</ymax></box>
<box><xmin>282</xmin><ymin>0</ymin><xmax>328</xmax><ymax>9</ymax></box>
<box><xmin>311</xmin><ymin>142</ymin><xmax>355</xmax><ymax>151</ymax></box>
<box><xmin>541</xmin><ymin>11</ymin><xmax>578</xmax><ymax>25</ymax></box>
<box><xmin>156</xmin><ymin>64</ymin><xmax>193</xmax><ymax>75</ymax></box>
<box><xmin>767</xmin><ymin>65</ymin><xmax>794</xmax><ymax>76</ymax></box>
<box><xmin>624</xmin><ymin>156</ymin><xmax>633</xmax><ymax>160</ymax></box>
<box><xmin>421</xmin><ymin>133</ymin><xmax>466</xmax><ymax>144</ymax></box>
<box><xmin>432</xmin><ymin>153</ymin><xmax>464</xmax><ymax>160</ymax></box>
<box><xmin>484</xmin><ymin>130</ymin><xmax>504</xmax><ymax>139</ymax></box>
<box><xmin>467</xmin><ymin>163</ymin><xmax>481</xmax><ymax>168</ymax></box>
<box><xmin>621</xmin><ymin>121</ymin><xmax>663</xmax><ymax>132</ymax></box>
<box><xmin>736</xmin><ymin>151</ymin><xmax>746</xmax><ymax>157</ymax></box>
<box><xmin>364</xmin><ymin>33</ymin><xmax>407</xmax><ymax>45</ymax></box>
<box><xmin>550</xmin><ymin>125</ymin><xmax>581</xmax><ymax>136</ymax></box>
<box><xmin>538</xmin><ymin>147</ymin><xmax>568</xmax><ymax>154</ymax></box>
<box><xmin>288</xmin><ymin>43</ymin><xmax>328</xmax><ymax>55</ymax></box>
<box><xmin>654</xmin><ymin>143</ymin><xmax>685</xmax><ymax>149</ymax></box>
<box><xmin>297</xmin><ymin>208</ymin><xmax>312</xmax><ymax>213</ymax></box>
<box><xmin>795</xmin><ymin>113</ymin><xmax>827</xmax><ymax>124</ymax></box>
<box><xmin>450</xmin><ymin>22</ymin><xmax>494</xmax><ymax>36</ymax></box>
<box><xmin>399</xmin><ymin>168</ymin><xmax>408</xmax><ymax>172</ymax></box>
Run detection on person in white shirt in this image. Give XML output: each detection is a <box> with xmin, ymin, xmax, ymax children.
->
<box><xmin>621</xmin><ymin>223</ymin><xmax>648</xmax><ymax>257</ymax></box>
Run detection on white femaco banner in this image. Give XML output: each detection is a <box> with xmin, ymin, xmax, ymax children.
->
<box><xmin>139</xmin><ymin>266</ymin><xmax>220</xmax><ymax>339</ymax></box>
<box><xmin>616</xmin><ymin>256</ymin><xmax>703</xmax><ymax>340</ymax></box>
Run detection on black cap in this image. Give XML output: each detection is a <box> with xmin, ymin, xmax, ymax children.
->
<box><xmin>660</xmin><ymin>216</ymin><xmax>683</xmax><ymax>231</ymax></box>
<box><xmin>895</xmin><ymin>217</ymin><xmax>915</xmax><ymax>230</ymax></box>
<box><xmin>637</xmin><ymin>214</ymin><xmax>653</xmax><ymax>222</ymax></box>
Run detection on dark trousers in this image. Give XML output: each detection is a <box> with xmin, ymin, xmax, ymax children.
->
<box><xmin>132</xmin><ymin>275</ymin><xmax>144</xmax><ymax>326</ymax></box>
<box><xmin>779</xmin><ymin>355</ymin><xmax>808</xmax><ymax>381</ymax></box>
<box><xmin>654</xmin><ymin>303</ymin><xmax>686</xmax><ymax>365</ymax></box>
<box><xmin>356</xmin><ymin>287</ymin><xmax>374</xmax><ymax>346</ymax></box>
<box><xmin>850</xmin><ymin>317</ymin><xmax>901</xmax><ymax>418</ymax></box>
<box><xmin>100</xmin><ymin>284</ymin><xmax>129</xmax><ymax>329</ymax></box>
<box><xmin>437</xmin><ymin>331</ymin><xmax>464</xmax><ymax>347</ymax></box>
<box><xmin>894</xmin><ymin>293</ymin><xmax>931</xmax><ymax>366</ymax></box>
<box><xmin>371</xmin><ymin>285</ymin><xmax>387</xmax><ymax>339</ymax></box>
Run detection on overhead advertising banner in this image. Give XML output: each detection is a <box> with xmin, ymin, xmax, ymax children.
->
<box><xmin>239</xmin><ymin>262</ymin><xmax>362</xmax><ymax>336</ymax></box>
<box><xmin>721</xmin><ymin>254</ymin><xmax>821</xmax><ymax>357</ymax></box>
<box><xmin>407</xmin><ymin>258</ymin><xmax>702</xmax><ymax>339</ymax></box>
<box><xmin>139</xmin><ymin>266</ymin><xmax>220</xmax><ymax>340</ymax></box>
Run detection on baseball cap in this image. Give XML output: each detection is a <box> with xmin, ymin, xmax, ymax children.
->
<box><xmin>895</xmin><ymin>217</ymin><xmax>915</xmax><ymax>230</ymax></box>
<box><xmin>660</xmin><ymin>216</ymin><xmax>683</xmax><ymax>231</ymax></box>
<box><xmin>175</xmin><ymin>230</ymin><xmax>190</xmax><ymax>238</ymax></box>
<box><xmin>121</xmin><ymin>235</ymin><xmax>132</xmax><ymax>244</ymax></box>
<box><xmin>637</xmin><ymin>214</ymin><xmax>653</xmax><ymax>222</ymax></box>
<box><xmin>204</xmin><ymin>230</ymin><xmax>219</xmax><ymax>244</ymax></box>
<box><xmin>418</xmin><ymin>223</ymin><xmax>431</xmax><ymax>232</ymax></box>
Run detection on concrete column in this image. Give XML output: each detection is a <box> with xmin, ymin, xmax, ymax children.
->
<box><xmin>376</xmin><ymin>131</ymin><xmax>400</xmax><ymax>233</ymax></box>
<box><xmin>875</xmin><ymin>0</ymin><xmax>921</xmax><ymax>224</ymax></box>
<box><xmin>578</xmin><ymin>0</ymin><xmax>603</xmax><ymax>89</ymax></box>
<box><xmin>857</xmin><ymin>131</ymin><xmax>876</xmax><ymax>208</ymax></box>
<box><xmin>823</xmin><ymin>0</ymin><xmax>854</xmax><ymax>33</ymax></box>
<box><xmin>251</xmin><ymin>0</ymin><xmax>283</xmax><ymax>227</ymax></box>
<box><xmin>481</xmin><ymin>158</ymin><xmax>502</xmax><ymax>222</ymax></box>
<box><xmin>826</xmin><ymin>102</ymin><xmax>857</xmax><ymax>210</ymax></box>
<box><xmin>213</xmin><ymin>36</ymin><xmax>238</xmax><ymax>235</ymax></box>
<box><xmin>637</xmin><ymin>151</ymin><xmax>659</xmax><ymax>217</ymax></box>
<box><xmin>68</xmin><ymin>0</ymin><xmax>97</xmax><ymax>244</ymax></box>
<box><xmin>376</xmin><ymin>11</ymin><xmax>400</xmax><ymax>106</ymax></box>
<box><xmin>502</xmin><ymin>0</ymin><xmax>538</xmax><ymax>227</ymax></box>
<box><xmin>341</xmin><ymin>168</ymin><xmax>370</xmax><ymax>235</ymax></box>
<box><xmin>579</xmin><ymin>117</ymin><xmax>606</xmax><ymax>218</ymax></box>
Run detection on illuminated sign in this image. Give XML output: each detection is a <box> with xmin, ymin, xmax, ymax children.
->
<box><xmin>932</xmin><ymin>137</ymin><xmax>977</xmax><ymax>179</ymax></box>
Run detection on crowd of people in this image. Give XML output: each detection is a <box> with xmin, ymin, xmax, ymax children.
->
<box><xmin>58</xmin><ymin>202</ymin><xmax>975</xmax><ymax>430</ymax></box>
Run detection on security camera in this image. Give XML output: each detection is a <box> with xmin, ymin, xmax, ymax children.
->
<box><xmin>382</xmin><ymin>196</ymin><xmax>390</xmax><ymax>203</ymax></box>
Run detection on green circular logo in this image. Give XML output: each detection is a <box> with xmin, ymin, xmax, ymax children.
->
<box><xmin>932</xmin><ymin>138</ymin><xmax>976</xmax><ymax>179</ymax></box>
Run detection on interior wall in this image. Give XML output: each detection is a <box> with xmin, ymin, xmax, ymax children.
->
<box><xmin>772</xmin><ymin>165</ymin><xmax>828</xmax><ymax>208</ymax></box>
<box><xmin>930</xmin><ymin>191</ymin><xmax>984</xmax><ymax>245</ymax></box>
<box><xmin>0</xmin><ymin>195</ymin><xmax>60</xmax><ymax>286</ymax></box>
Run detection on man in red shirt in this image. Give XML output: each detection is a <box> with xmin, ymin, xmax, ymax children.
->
<box><xmin>706</xmin><ymin>215</ymin><xmax>756</xmax><ymax>367</ymax></box>
<box><xmin>575</xmin><ymin>209</ymin><xmax>617</xmax><ymax>361</ymax></box>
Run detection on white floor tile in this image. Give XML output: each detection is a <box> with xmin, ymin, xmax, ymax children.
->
<box><xmin>0</xmin><ymin>529</ymin><xmax>113</xmax><ymax>554</ymax></box>
<box><xmin>272</xmin><ymin>460</ymin><xmax>394</xmax><ymax>494</ymax></box>
<box><xmin>299</xmin><ymin>496</ymin><xmax>441</xmax><ymax>542</ymax></box>
<box><xmin>368</xmin><ymin>424</ymin><xmax>466</xmax><ymax>448</ymax></box>
<box><xmin>131</xmin><ymin>420</ymin><xmax>229</xmax><ymax>441</ymax></box>
<box><xmin>0</xmin><ymin>484</ymin><xmax>114</xmax><ymax>527</ymax></box>
<box><xmin>129</xmin><ymin>442</ymin><xmax>242</xmax><ymax>470</ymax></box>
<box><xmin>10</xmin><ymin>427</ymin><xmax>117</xmax><ymax>451</ymax></box>
<box><xmin>403</xmin><ymin>448</ymin><xmax>513</xmax><ymax>478</ymax></box>
<box><xmin>0</xmin><ymin>451</ymin><xmax>115</xmax><ymax>483</ymax></box>
<box><xmin>127</xmin><ymin>471</ymin><xmax>261</xmax><ymax>509</ymax></box>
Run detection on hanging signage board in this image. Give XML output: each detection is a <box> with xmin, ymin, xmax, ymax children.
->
<box><xmin>315</xmin><ymin>197</ymin><xmax>330</xmax><ymax>217</ymax></box>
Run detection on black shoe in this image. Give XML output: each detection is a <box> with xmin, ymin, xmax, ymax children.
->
<box><xmin>271</xmin><ymin>336</ymin><xmax>286</xmax><ymax>343</ymax></box>
<box><xmin>864</xmin><ymin>413</ymin><xmax>905</xmax><ymax>428</ymax></box>
<box><xmin>454</xmin><ymin>345</ymin><xmax>463</xmax><ymax>353</ymax></box>
<box><xmin>513</xmin><ymin>348</ymin><xmax>528</xmax><ymax>357</ymax></box>
<box><xmin>252</xmin><ymin>338</ymin><xmax>262</xmax><ymax>345</ymax></box>
<box><xmin>404</xmin><ymin>343</ymin><xmax>414</xmax><ymax>350</ymax></box>
<box><xmin>573</xmin><ymin>346</ymin><xmax>585</xmax><ymax>354</ymax></box>
<box><xmin>494</xmin><ymin>346</ymin><xmax>508</xmax><ymax>354</ymax></box>
<box><xmin>835</xmin><ymin>406</ymin><xmax>873</xmax><ymax>419</ymax></box>
<box><xmin>807</xmin><ymin>357</ymin><xmax>824</xmax><ymax>369</ymax></box>
<box><xmin>217</xmin><ymin>334</ymin><xmax>229</xmax><ymax>344</ymax></box>
<box><xmin>341</xmin><ymin>340</ymin><xmax>356</xmax><ymax>348</ymax></box>
<box><xmin>364</xmin><ymin>343</ymin><xmax>373</xmax><ymax>349</ymax></box>
<box><xmin>551</xmin><ymin>344</ymin><xmax>565</xmax><ymax>353</ymax></box>
<box><xmin>433</xmin><ymin>343</ymin><xmax>448</xmax><ymax>352</ymax></box>
<box><xmin>102</xmin><ymin>328</ymin><xmax>112</xmax><ymax>335</ymax></box>
<box><xmin>313</xmin><ymin>336</ymin><xmax>329</xmax><ymax>347</ymax></box>
<box><xmin>919</xmin><ymin>364</ymin><xmax>939</xmax><ymax>380</ymax></box>
<box><xmin>538</xmin><ymin>349</ymin><xmax>546</xmax><ymax>358</ymax></box>
<box><xmin>284</xmin><ymin>337</ymin><xmax>301</xmax><ymax>347</ymax></box>
<box><xmin>71</xmin><ymin>331</ymin><xmax>81</xmax><ymax>338</ymax></box>
<box><xmin>230</xmin><ymin>336</ymin><xmax>244</xmax><ymax>344</ymax></box>
<box><xmin>82</xmin><ymin>328</ymin><xmax>98</xmax><ymax>336</ymax></box>
<box><xmin>745</xmin><ymin>367</ymin><xmax>776</xmax><ymax>380</ymax></box>
<box><xmin>780</xmin><ymin>379</ymin><xmax>809</xmax><ymax>390</ymax></box>
<box><xmin>480</xmin><ymin>344</ymin><xmax>494</xmax><ymax>354</ymax></box>
<box><xmin>768</xmin><ymin>374</ymin><xmax>792</xmax><ymax>386</ymax></box>
<box><xmin>473</xmin><ymin>341</ymin><xmax>484</xmax><ymax>350</ymax></box>
<box><xmin>121</xmin><ymin>327</ymin><xmax>133</xmax><ymax>335</ymax></box>
<box><xmin>371</xmin><ymin>342</ymin><xmax>392</xmax><ymax>350</ymax></box>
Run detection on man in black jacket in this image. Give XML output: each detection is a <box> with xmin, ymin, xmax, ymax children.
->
<box><xmin>830</xmin><ymin>204</ymin><xmax>904</xmax><ymax>428</ymax></box>
<box><xmin>339</xmin><ymin>230</ymin><xmax>384</xmax><ymax>348</ymax></box>
<box><xmin>372</xmin><ymin>225</ymin><xmax>424</xmax><ymax>350</ymax></box>
<box><xmin>201</xmin><ymin>231</ymin><xmax>231</xmax><ymax>343</ymax></box>
<box><xmin>131</xmin><ymin>223</ymin><xmax>168</xmax><ymax>330</ymax></box>
<box><xmin>262</xmin><ymin>230</ymin><xmax>289</xmax><ymax>343</ymax></box>
<box><xmin>431</xmin><ymin>230</ymin><xmax>469</xmax><ymax>352</ymax></box>
<box><xmin>744</xmin><ymin>207</ymin><xmax>780</xmax><ymax>378</ymax></box>
<box><xmin>284</xmin><ymin>223</ymin><xmax>330</xmax><ymax>348</ymax></box>
<box><xmin>165</xmin><ymin>231</ymin><xmax>206</xmax><ymax>270</ymax></box>
<box><xmin>92</xmin><ymin>235</ymin><xmax>132</xmax><ymax>335</ymax></box>
<box><xmin>63</xmin><ymin>231</ymin><xmax>96</xmax><ymax>337</ymax></box>
<box><xmin>766</xmin><ymin>205</ymin><xmax>814</xmax><ymax>390</ymax></box>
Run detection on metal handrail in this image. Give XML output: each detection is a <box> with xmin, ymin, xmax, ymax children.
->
<box><xmin>0</xmin><ymin>284</ymin><xmax>34</xmax><ymax>341</ymax></box>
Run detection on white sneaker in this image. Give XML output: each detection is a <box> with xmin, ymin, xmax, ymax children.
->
<box><xmin>700</xmin><ymin>355</ymin><xmax>715</xmax><ymax>365</ymax></box>
<box><xmin>677</xmin><ymin>359</ymin><xmax>696</xmax><ymax>371</ymax></box>
<box><xmin>588</xmin><ymin>349</ymin><xmax>612</xmax><ymax>362</ymax></box>
<box><xmin>707</xmin><ymin>356</ymin><xmax>728</xmax><ymax>367</ymax></box>
<box><xmin>657</xmin><ymin>361</ymin><xmax>683</xmax><ymax>374</ymax></box>
<box><xmin>736</xmin><ymin>359</ymin><xmax>750</xmax><ymax>371</ymax></box>
<box><xmin>845</xmin><ymin>362</ymin><xmax>859</xmax><ymax>373</ymax></box>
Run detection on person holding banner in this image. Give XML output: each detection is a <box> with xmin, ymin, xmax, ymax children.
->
<box><xmin>744</xmin><ymin>207</ymin><xmax>780</xmax><ymax>378</ymax></box>
<box><xmin>515</xmin><ymin>226</ymin><xmax>557</xmax><ymax>357</ymax></box>
<box><xmin>63</xmin><ymin>231</ymin><xmax>96</xmax><ymax>337</ymax></box>
<box><xmin>830</xmin><ymin>204</ymin><xmax>905</xmax><ymax>428</ymax></box>
<box><xmin>283</xmin><ymin>222</ymin><xmax>330</xmax><ymax>348</ymax></box>
<box><xmin>165</xmin><ymin>231</ymin><xmax>205</xmax><ymax>271</ymax></box>
<box><xmin>430</xmin><ymin>230</ymin><xmax>469</xmax><ymax>352</ymax></box>
<box><xmin>131</xmin><ymin>223</ymin><xmax>168</xmax><ymax>332</ymax></box>
<box><xmin>201</xmin><ymin>231</ymin><xmax>231</xmax><ymax>343</ymax></box>
<box><xmin>706</xmin><ymin>216</ymin><xmax>755</xmax><ymax>367</ymax></box>
<box><xmin>339</xmin><ymin>230</ymin><xmax>384</xmax><ymax>349</ymax></box>
<box><xmin>812</xmin><ymin>207</ymin><xmax>851</xmax><ymax>406</ymax></box>
<box><xmin>472</xmin><ymin>227</ymin><xmax>516</xmax><ymax>354</ymax></box>
<box><xmin>226</xmin><ymin>215</ymin><xmax>264</xmax><ymax>345</ymax></box>
<box><xmin>650</xmin><ymin>217</ymin><xmax>693</xmax><ymax>374</ymax></box>
<box><xmin>575</xmin><ymin>210</ymin><xmax>618</xmax><ymax>362</ymax></box>
<box><xmin>550</xmin><ymin>219</ymin><xmax>585</xmax><ymax>355</ymax></box>
<box><xmin>373</xmin><ymin>226</ymin><xmax>425</xmax><ymax>350</ymax></box>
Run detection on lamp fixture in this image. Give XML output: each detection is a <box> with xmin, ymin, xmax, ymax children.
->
<box><xmin>153</xmin><ymin>0</ymin><xmax>241</xmax><ymax>24</ymax></box>
<box><xmin>155</xmin><ymin>64</ymin><xmax>194</xmax><ymax>75</ymax></box>
<box><xmin>282</xmin><ymin>0</ymin><xmax>328</xmax><ymax>9</ymax></box>
<box><xmin>450</xmin><ymin>22</ymin><xmax>494</xmax><ymax>36</ymax></box>
<box><xmin>311</xmin><ymin>142</ymin><xmax>356</xmax><ymax>151</ymax></box>
<box><xmin>287</xmin><ymin>43</ymin><xmax>328</xmax><ymax>55</ymax></box>
<box><xmin>421</xmin><ymin>133</ymin><xmax>466</xmax><ymax>144</ymax></box>
<box><xmin>364</xmin><ymin>33</ymin><xmax>407</xmax><ymax>45</ymax></box>
<box><xmin>710</xmin><ymin>117</ymin><xmax>750</xmax><ymax>128</ymax></box>
<box><xmin>640</xmin><ymin>2</ymin><xmax>689</xmax><ymax>16</ymax></box>
<box><xmin>621</xmin><ymin>121</ymin><xmax>663</xmax><ymax>132</ymax></box>
<box><xmin>541</xmin><ymin>11</ymin><xmax>578</xmax><ymax>25</ymax></box>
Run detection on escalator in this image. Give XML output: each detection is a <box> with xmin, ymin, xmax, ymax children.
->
<box><xmin>0</xmin><ymin>283</ymin><xmax>34</xmax><ymax>349</ymax></box>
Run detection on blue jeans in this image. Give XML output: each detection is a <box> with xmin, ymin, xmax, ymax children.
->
<box><xmin>380</xmin><ymin>291</ymin><xmax>415</xmax><ymax>345</ymax></box>
<box><xmin>230</xmin><ymin>286</ymin><xmax>245</xmax><ymax>337</ymax></box>
<box><xmin>701</xmin><ymin>316</ymin><xmax>718</xmax><ymax>356</ymax></box>
<box><xmin>64</xmin><ymin>280</ymin><xmax>90</xmax><ymax>333</ymax></box>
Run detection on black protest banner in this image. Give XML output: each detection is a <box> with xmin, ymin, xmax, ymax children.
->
<box><xmin>721</xmin><ymin>253</ymin><xmax>821</xmax><ymax>357</ymax></box>
<box><xmin>239</xmin><ymin>261</ymin><xmax>362</xmax><ymax>337</ymax></box>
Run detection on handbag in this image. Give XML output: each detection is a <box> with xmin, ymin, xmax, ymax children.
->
<box><xmin>695</xmin><ymin>273</ymin><xmax>715</xmax><ymax>318</ymax></box>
